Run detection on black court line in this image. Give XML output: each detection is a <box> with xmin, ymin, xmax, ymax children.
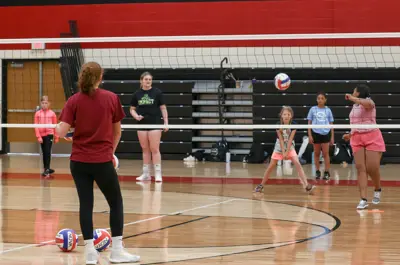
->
<box><xmin>134</xmin><ymin>217</ymin><xmax>331</xmax><ymax>249</ymax></box>
<box><xmin>134</xmin><ymin>191</ymin><xmax>341</xmax><ymax>265</ymax></box>
<box><xmin>123</xmin><ymin>216</ymin><xmax>210</xmax><ymax>240</ymax></box>
<box><xmin>31</xmin><ymin>190</ymin><xmax>341</xmax><ymax>263</ymax></box>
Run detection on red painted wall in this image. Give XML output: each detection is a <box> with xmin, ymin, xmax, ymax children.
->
<box><xmin>0</xmin><ymin>0</ymin><xmax>399</xmax><ymax>47</ymax></box>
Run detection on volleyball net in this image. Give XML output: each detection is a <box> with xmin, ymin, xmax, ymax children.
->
<box><xmin>1</xmin><ymin>32</ymin><xmax>400</xmax><ymax>69</ymax></box>
<box><xmin>2</xmin><ymin>32</ymin><xmax>400</xmax><ymax>155</ymax></box>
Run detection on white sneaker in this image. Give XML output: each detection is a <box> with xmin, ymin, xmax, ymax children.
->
<box><xmin>86</xmin><ymin>249</ymin><xmax>99</xmax><ymax>265</ymax></box>
<box><xmin>372</xmin><ymin>190</ymin><xmax>381</xmax><ymax>205</ymax></box>
<box><xmin>183</xmin><ymin>155</ymin><xmax>195</xmax><ymax>161</ymax></box>
<box><xmin>155</xmin><ymin>170</ymin><xmax>162</xmax><ymax>182</ymax></box>
<box><xmin>154</xmin><ymin>164</ymin><xmax>162</xmax><ymax>182</ymax></box>
<box><xmin>109</xmin><ymin>248</ymin><xmax>140</xmax><ymax>263</ymax></box>
<box><xmin>357</xmin><ymin>199</ymin><xmax>368</xmax><ymax>210</ymax></box>
<box><xmin>136</xmin><ymin>173</ymin><xmax>151</xmax><ymax>181</ymax></box>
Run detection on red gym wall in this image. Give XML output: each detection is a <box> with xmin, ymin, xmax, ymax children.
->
<box><xmin>0</xmin><ymin>0</ymin><xmax>399</xmax><ymax>46</ymax></box>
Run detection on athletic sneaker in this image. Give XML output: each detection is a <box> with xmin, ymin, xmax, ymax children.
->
<box><xmin>136</xmin><ymin>173</ymin><xmax>151</xmax><ymax>181</ymax></box>
<box><xmin>315</xmin><ymin>170</ymin><xmax>321</xmax><ymax>180</ymax></box>
<box><xmin>305</xmin><ymin>184</ymin><xmax>316</xmax><ymax>195</ymax></box>
<box><xmin>154</xmin><ymin>164</ymin><xmax>162</xmax><ymax>182</ymax></box>
<box><xmin>323</xmin><ymin>171</ymin><xmax>330</xmax><ymax>180</ymax></box>
<box><xmin>155</xmin><ymin>171</ymin><xmax>163</xmax><ymax>182</ymax></box>
<box><xmin>109</xmin><ymin>248</ymin><xmax>140</xmax><ymax>263</ymax></box>
<box><xmin>372</xmin><ymin>190</ymin><xmax>381</xmax><ymax>205</ymax></box>
<box><xmin>41</xmin><ymin>169</ymin><xmax>50</xmax><ymax>177</ymax></box>
<box><xmin>357</xmin><ymin>199</ymin><xmax>368</xmax><ymax>210</ymax></box>
<box><xmin>86</xmin><ymin>249</ymin><xmax>99</xmax><ymax>265</ymax></box>
<box><xmin>254</xmin><ymin>184</ymin><xmax>264</xmax><ymax>193</ymax></box>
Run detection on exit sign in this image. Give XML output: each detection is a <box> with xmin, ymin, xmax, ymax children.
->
<box><xmin>31</xmin><ymin>43</ymin><xmax>45</xmax><ymax>50</ymax></box>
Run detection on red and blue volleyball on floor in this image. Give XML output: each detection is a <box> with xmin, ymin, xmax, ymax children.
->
<box><xmin>55</xmin><ymin>229</ymin><xmax>79</xmax><ymax>252</ymax></box>
<box><xmin>55</xmin><ymin>228</ymin><xmax>112</xmax><ymax>252</ymax></box>
<box><xmin>93</xmin><ymin>229</ymin><xmax>112</xmax><ymax>251</ymax></box>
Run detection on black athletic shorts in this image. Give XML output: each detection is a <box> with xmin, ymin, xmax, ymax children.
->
<box><xmin>137</xmin><ymin>116</ymin><xmax>163</xmax><ymax>131</ymax></box>
<box><xmin>312</xmin><ymin>131</ymin><xmax>331</xmax><ymax>144</ymax></box>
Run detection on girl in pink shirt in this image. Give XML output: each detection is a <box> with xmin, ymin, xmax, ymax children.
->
<box><xmin>343</xmin><ymin>84</ymin><xmax>385</xmax><ymax>210</ymax></box>
<box><xmin>34</xmin><ymin>96</ymin><xmax>59</xmax><ymax>177</ymax></box>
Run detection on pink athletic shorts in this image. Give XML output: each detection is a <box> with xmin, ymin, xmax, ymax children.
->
<box><xmin>350</xmin><ymin>129</ymin><xmax>386</xmax><ymax>154</ymax></box>
<box><xmin>271</xmin><ymin>149</ymin><xmax>297</xmax><ymax>160</ymax></box>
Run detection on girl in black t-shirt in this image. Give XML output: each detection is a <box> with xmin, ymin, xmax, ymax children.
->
<box><xmin>130</xmin><ymin>72</ymin><xmax>169</xmax><ymax>182</ymax></box>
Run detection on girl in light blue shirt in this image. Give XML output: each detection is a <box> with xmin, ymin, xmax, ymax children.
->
<box><xmin>307</xmin><ymin>91</ymin><xmax>334</xmax><ymax>180</ymax></box>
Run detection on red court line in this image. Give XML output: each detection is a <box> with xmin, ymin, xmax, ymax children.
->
<box><xmin>2</xmin><ymin>172</ymin><xmax>400</xmax><ymax>187</ymax></box>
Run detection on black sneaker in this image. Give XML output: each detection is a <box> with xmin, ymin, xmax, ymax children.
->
<box><xmin>41</xmin><ymin>169</ymin><xmax>50</xmax><ymax>177</ymax></box>
<box><xmin>48</xmin><ymin>169</ymin><xmax>55</xmax><ymax>174</ymax></box>
<box><xmin>315</xmin><ymin>170</ymin><xmax>321</xmax><ymax>180</ymax></box>
<box><xmin>323</xmin><ymin>171</ymin><xmax>330</xmax><ymax>180</ymax></box>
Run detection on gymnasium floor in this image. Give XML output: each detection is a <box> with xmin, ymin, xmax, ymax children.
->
<box><xmin>0</xmin><ymin>155</ymin><xmax>398</xmax><ymax>264</ymax></box>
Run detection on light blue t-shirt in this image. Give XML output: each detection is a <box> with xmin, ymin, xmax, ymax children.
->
<box><xmin>307</xmin><ymin>106</ymin><xmax>334</xmax><ymax>135</ymax></box>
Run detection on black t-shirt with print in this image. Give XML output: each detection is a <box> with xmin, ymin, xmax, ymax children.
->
<box><xmin>130</xmin><ymin>87</ymin><xmax>165</xmax><ymax>124</ymax></box>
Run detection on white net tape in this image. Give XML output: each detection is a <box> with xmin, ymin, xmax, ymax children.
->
<box><xmin>4</xmin><ymin>124</ymin><xmax>399</xmax><ymax>130</ymax></box>
<box><xmin>1</xmin><ymin>32</ymin><xmax>400</xmax><ymax>68</ymax></box>
<box><xmin>3</xmin><ymin>32</ymin><xmax>400</xmax><ymax>44</ymax></box>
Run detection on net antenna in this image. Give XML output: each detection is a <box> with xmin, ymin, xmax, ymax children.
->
<box><xmin>59</xmin><ymin>20</ymin><xmax>84</xmax><ymax>100</ymax></box>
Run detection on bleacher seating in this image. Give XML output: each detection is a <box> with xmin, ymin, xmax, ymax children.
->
<box><xmin>192</xmin><ymin>80</ymin><xmax>253</xmax><ymax>160</ymax></box>
<box><xmin>101</xmin><ymin>69</ymin><xmax>400</xmax><ymax>163</ymax></box>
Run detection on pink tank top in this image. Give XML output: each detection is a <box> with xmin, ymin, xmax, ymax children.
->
<box><xmin>349</xmin><ymin>98</ymin><xmax>377</xmax><ymax>134</ymax></box>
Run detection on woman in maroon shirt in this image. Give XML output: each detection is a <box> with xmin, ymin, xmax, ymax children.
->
<box><xmin>56</xmin><ymin>62</ymin><xmax>140</xmax><ymax>265</ymax></box>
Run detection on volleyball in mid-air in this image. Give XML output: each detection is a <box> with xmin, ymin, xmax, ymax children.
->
<box><xmin>274</xmin><ymin>73</ymin><xmax>291</xmax><ymax>91</ymax></box>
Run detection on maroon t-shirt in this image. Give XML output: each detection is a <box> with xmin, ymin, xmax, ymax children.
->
<box><xmin>59</xmin><ymin>89</ymin><xmax>125</xmax><ymax>163</ymax></box>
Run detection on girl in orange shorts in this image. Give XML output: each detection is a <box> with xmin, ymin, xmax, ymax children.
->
<box><xmin>254</xmin><ymin>106</ymin><xmax>316</xmax><ymax>194</ymax></box>
<box><xmin>343</xmin><ymin>84</ymin><xmax>385</xmax><ymax>210</ymax></box>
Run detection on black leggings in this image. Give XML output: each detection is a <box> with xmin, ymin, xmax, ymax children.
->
<box><xmin>70</xmin><ymin>160</ymin><xmax>124</xmax><ymax>240</ymax></box>
<box><xmin>41</xmin><ymin>135</ymin><xmax>53</xmax><ymax>169</ymax></box>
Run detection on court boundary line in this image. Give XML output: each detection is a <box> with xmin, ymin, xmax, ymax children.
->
<box><xmin>0</xmin><ymin>192</ymin><xmax>342</xmax><ymax>264</ymax></box>
<box><xmin>0</xmin><ymin>198</ymin><xmax>238</xmax><ymax>255</ymax></box>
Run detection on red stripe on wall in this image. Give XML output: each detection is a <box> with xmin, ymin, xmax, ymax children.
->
<box><xmin>0</xmin><ymin>0</ymin><xmax>399</xmax><ymax>48</ymax></box>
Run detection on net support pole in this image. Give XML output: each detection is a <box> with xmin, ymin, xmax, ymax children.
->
<box><xmin>218</xmin><ymin>57</ymin><xmax>228</xmax><ymax>141</ymax></box>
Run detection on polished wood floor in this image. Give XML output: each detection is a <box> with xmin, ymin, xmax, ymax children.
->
<box><xmin>0</xmin><ymin>154</ymin><xmax>398</xmax><ymax>264</ymax></box>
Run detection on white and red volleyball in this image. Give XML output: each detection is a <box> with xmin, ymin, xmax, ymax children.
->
<box><xmin>55</xmin><ymin>229</ymin><xmax>78</xmax><ymax>252</ymax></box>
<box><xmin>113</xmin><ymin>154</ymin><xmax>120</xmax><ymax>170</ymax></box>
<box><xmin>93</xmin><ymin>229</ymin><xmax>112</xmax><ymax>252</ymax></box>
<box><xmin>274</xmin><ymin>73</ymin><xmax>291</xmax><ymax>91</ymax></box>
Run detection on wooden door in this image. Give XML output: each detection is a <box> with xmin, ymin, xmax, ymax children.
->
<box><xmin>7</xmin><ymin>61</ymin><xmax>40</xmax><ymax>142</ymax></box>
<box><xmin>6</xmin><ymin>61</ymin><xmax>66</xmax><ymax>143</ymax></box>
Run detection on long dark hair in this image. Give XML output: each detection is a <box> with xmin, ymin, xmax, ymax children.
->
<box><xmin>355</xmin><ymin>84</ymin><xmax>371</xmax><ymax>99</ymax></box>
<box><xmin>317</xmin><ymin>91</ymin><xmax>326</xmax><ymax>98</ymax></box>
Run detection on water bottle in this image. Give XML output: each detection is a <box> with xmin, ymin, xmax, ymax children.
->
<box><xmin>226</xmin><ymin>152</ymin><xmax>231</xmax><ymax>163</ymax></box>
